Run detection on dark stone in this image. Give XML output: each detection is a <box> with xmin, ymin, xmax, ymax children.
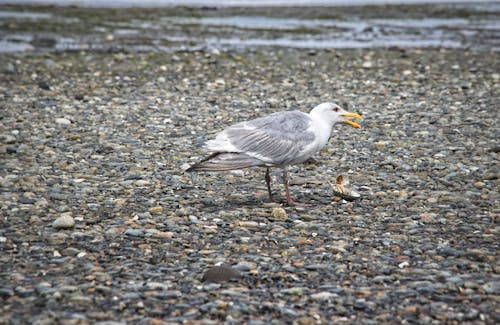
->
<box><xmin>38</xmin><ymin>81</ymin><xmax>51</xmax><ymax>90</ymax></box>
<box><xmin>202</xmin><ymin>266</ymin><xmax>241</xmax><ymax>283</ymax></box>
<box><xmin>0</xmin><ymin>288</ymin><xmax>14</xmax><ymax>298</ymax></box>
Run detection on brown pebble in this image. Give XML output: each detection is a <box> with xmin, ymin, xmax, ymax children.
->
<box><xmin>270</xmin><ymin>207</ymin><xmax>288</xmax><ymax>221</ymax></box>
<box><xmin>148</xmin><ymin>206</ymin><xmax>164</xmax><ymax>214</ymax></box>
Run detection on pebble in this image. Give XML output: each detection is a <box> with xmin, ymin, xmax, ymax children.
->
<box><xmin>237</xmin><ymin>221</ymin><xmax>260</xmax><ymax>229</ymax></box>
<box><xmin>270</xmin><ymin>207</ymin><xmax>288</xmax><ymax>221</ymax></box>
<box><xmin>310</xmin><ymin>291</ymin><xmax>337</xmax><ymax>300</ymax></box>
<box><xmin>362</xmin><ymin>61</ymin><xmax>373</xmax><ymax>68</ymax></box>
<box><xmin>148</xmin><ymin>206</ymin><xmax>164</xmax><ymax>214</ymax></box>
<box><xmin>55</xmin><ymin>117</ymin><xmax>71</xmax><ymax>126</ymax></box>
<box><xmin>6</xmin><ymin>62</ymin><xmax>17</xmax><ymax>74</ymax></box>
<box><xmin>124</xmin><ymin>229</ymin><xmax>144</xmax><ymax>237</ymax></box>
<box><xmin>134</xmin><ymin>179</ymin><xmax>150</xmax><ymax>186</ymax></box>
<box><xmin>0</xmin><ymin>288</ymin><xmax>14</xmax><ymax>298</ymax></box>
<box><xmin>202</xmin><ymin>266</ymin><xmax>241</xmax><ymax>283</ymax></box>
<box><xmin>69</xmin><ymin>295</ymin><xmax>93</xmax><ymax>306</ymax></box>
<box><xmin>0</xmin><ymin>133</ymin><xmax>16</xmax><ymax>144</ymax></box>
<box><xmin>47</xmin><ymin>232</ymin><xmax>69</xmax><ymax>245</ymax></box>
<box><xmin>52</xmin><ymin>212</ymin><xmax>75</xmax><ymax>229</ymax></box>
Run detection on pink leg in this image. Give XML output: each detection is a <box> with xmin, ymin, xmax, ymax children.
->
<box><xmin>282</xmin><ymin>171</ymin><xmax>309</xmax><ymax>207</ymax></box>
<box><xmin>265</xmin><ymin>168</ymin><xmax>274</xmax><ymax>202</ymax></box>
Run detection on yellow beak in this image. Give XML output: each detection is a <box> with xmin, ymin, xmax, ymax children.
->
<box><xmin>342</xmin><ymin>112</ymin><xmax>363</xmax><ymax>129</ymax></box>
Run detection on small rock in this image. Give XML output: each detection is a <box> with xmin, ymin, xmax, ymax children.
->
<box><xmin>1</xmin><ymin>133</ymin><xmax>16</xmax><ymax>144</ymax></box>
<box><xmin>55</xmin><ymin>117</ymin><xmax>71</xmax><ymax>126</ymax></box>
<box><xmin>237</xmin><ymin>221</ymin><xmax>260</xmax><ymax>229</ymax></box>
<box><xmin>134</xmin><ymin>179</ymin><xmax>150</xmax><ymax>186</ymax></box>
<box><xmin>44</xmin><ymin>59</ymin><xmax>57</xmax><ymax>69</ymax></box>
<box><xmin>38</xmin><ymin>81</ymin><xmax>51</xmax><ymax>90</ymax></box>
<box><xmin>281</xmin><ymin>287</ymin><xmax>306</xmax><ymax>295</ymax></box>
<box><xmin>124</xmin><ymin>229</ymin><xmax>144</xmax><ymax>237</ymax></box>
<box><xmin>148</xmin><ymin>206</ymin><xmax>164</xmax><ymax>214</ymax></box>
<box><xmin>47</xmin><ymin>232</ymin><xmax>69</xmax><ymax>245</ymax></box>
<box><xmin>305</xmin><ymin>263</ymin><xmax>329</xmax><ymax>270</ymax></box>
<box><xmin>0</xmin><ymin>288</ymin><xmax>14</xmax><ymax>298</ymax></box>
<box><xmin>74</xmin><ymin>94</ymin><xmax>85</xmax><ymax>101</ymax></box>
<box><xmin>202</xmin><ymin>266</ymin><xmax>241</xmax><ymax>283</ymax></box>
<box><xmin>362</xmin><ymin>61</ymin><xmax>373</xmax><ymax>68</ymax></box>
<box><xmin>5</xmin><ymin>62</ymin><xmax>17</xmax><ymax>74</ymax></box>
<box><xmin>114</xmin><ymin>198</ymin><xmax>126</xmax><ymax>205</ymax></box>
<box><xmin>214</xmin><ymin>78</ymin><xmax>225</xmax><ymax>86</ymax></box>
<box><xmin>310</xmin><ymin>291</ymin><xmax>337</xmax><ymax>300</ymax></box>
<box><xmin>188</xmin><ymin>215</ymin><xmax>200</xmax><ymax>223</ymax></box>
<box><xmin>233</xmin><ymin>261</ymin><xmax>256</xmax><ymax>272</ymax></box>
<box><xmin>400</xmin><ymin>306</ymin><xmax>419</xmax><ymax>315</ymax></box>
<box><xmin>473</xmin><ymin>181</ymin><xmax>485</xmax><ymax>188</ymax></box>
<box><xmin>16</xmin><ymin>144</ymin><xmax>30</xmax><ymax>154</ymax></box>
<box><xmin>420</xmin><ymin>213</ymin><xmax>436</xmax><ymax>223</ymax></box>
<box><xmin>53</xmin><ymin>212</ymin><xmax>75</xmax><ymax>229</ymax></box>
<box><xmin>398</xmin><ymin>261</ymin><xmax>410</xmax><ymax>268</ymax></box>
<box><xmin>69</xmin><ymin>294</ymin><xmax>93</xmax><ymax>306</ymax></box>
<box><xmin>270</xmin><ymin>207</ymin><xmax>288</xmax><ymax>221</ymax></box>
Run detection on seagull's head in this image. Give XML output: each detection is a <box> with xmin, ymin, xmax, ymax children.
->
<box><xmin>311</xmin><ymin>102</ymin><xmax>363</xmax><ymax>128</ymax></box>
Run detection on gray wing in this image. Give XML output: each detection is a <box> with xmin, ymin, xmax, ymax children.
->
<box><xmin>224</xmin><ymin>111</ymin><xmax>315</xmax><ymax>165</ymax></box>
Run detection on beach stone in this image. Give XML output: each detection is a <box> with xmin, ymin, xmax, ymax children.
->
<box><xmin>148</xmin><ymin>206</ymin><xmax>164</xmax><ymax>214</ymax></box>
<box><xmin>310</xmin><ymin>291</ymin><xmax>337</xmax><ymax>300</ymax></box>
<box><xmin>55</xmin><ymin>118</ymin><xmax>71</xmax><ymax>126</ymax></box>
<box><xmin>362</xmin><ymin>61</ymin><xmax>373</xmax><ymax>68</ymax></box>
<box><xmin>53</xmin><ymin>213</ymin><xmax>75</xmax><ymax>229</ymax></box>
<box><xmin>0</xmin><ymin>288</ymin><xmax>14</xmax><ymax>298</ymax></box>
<box><xmin>202</xmin><ymin>266</ymin><xmax>241</xmax><ymax>283</ymax></box>
<box><xmin>0</xmin><ymin>133</ymin><xmax>16</xmax><ymax>144</ymax></box>
<box><xmin>270</xmin><ymin>207</ymin><xmax>288</xmax><ymax>221</ymax></box>
<box><xmin>237</xmin><ymin>221</ymin><xmax>260</xmax><ymax>229</ymax></box>
<box><xmin>47</xmin><ymin>232</ymin><xmax>69</xmax><ymax>245</ymax></box>
<box><xmin>124</xmin><ymin>229</ymin><xmax>144</xmax><ymax>237</ymax></box>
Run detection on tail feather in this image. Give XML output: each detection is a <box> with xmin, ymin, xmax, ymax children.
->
<box><xmin>186</xmin><ymin>152</ymin><xmax>264</xmax><ymax>172</ymax></box>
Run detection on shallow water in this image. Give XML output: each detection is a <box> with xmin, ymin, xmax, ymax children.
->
<box><xmin>0</xmin><ymin>0</ymin><xmax>491</xmax><ymax>7</ymax></box>
<box><xmin>160</xmin><ymin>15</ymin><xmax>499</xmax><ymax>50</ymax></box>
<box><xmin>0</xmin><ymin>2</ymin><xmax>499</xmax><ymax>53</ymax></box>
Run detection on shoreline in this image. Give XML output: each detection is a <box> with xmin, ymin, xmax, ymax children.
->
<box><xmin>1</xmin><ymin>2</ymin><xmax>499</xmax><ymax>53</ymax></box>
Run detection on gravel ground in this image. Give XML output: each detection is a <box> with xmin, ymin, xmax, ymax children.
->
<box><xmin>0</xmin><ymin>48</ymin><xmax>499</xmax><ymax>324</ymax></box>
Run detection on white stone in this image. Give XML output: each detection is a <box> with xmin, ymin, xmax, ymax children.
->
<box><xmin>53</xmin><ymin>212</ymin><xmax>75</xmax><ymax>229</ymax></box>
<box><xmin>310</xmin><ymin>291</ymin><xmax>337</xmax><ymax>300</ymax></box>
<box><xmin>362</xmin><ymin>61</ymin><xmax>373</xmax><ymax>68</ymax></box>
<box><xmin>55</xmin><ymin>118</ymin><xmax>71</xmax><ymax>126</ymax></box>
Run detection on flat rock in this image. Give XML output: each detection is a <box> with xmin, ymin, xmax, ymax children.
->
<box><xmin>202</xmin><ymin>266</ymin><xmax>241</xmax><ymax>283</ymax></box>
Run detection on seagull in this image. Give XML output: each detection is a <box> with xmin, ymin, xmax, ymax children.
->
<box><xmin>186</xmin><ymin>102</ymin><xmax>362</xmax><ymax>206</ymax></box>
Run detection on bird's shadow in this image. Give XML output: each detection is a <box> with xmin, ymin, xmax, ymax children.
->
<box><xmin>178</xmin><ymin>167</ymin><xmax>334</xmax><ymax>209</ymax></box>
<box><xmin>181</xmin><ymin>184</ymin><xmax>332</xmax><ymax>209</ymax></box>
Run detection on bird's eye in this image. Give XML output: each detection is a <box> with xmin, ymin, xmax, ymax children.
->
<box><xmin>333</xmin><ymin>107</ymin><xmax>339</xmax><ymax>112</ymax></box>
